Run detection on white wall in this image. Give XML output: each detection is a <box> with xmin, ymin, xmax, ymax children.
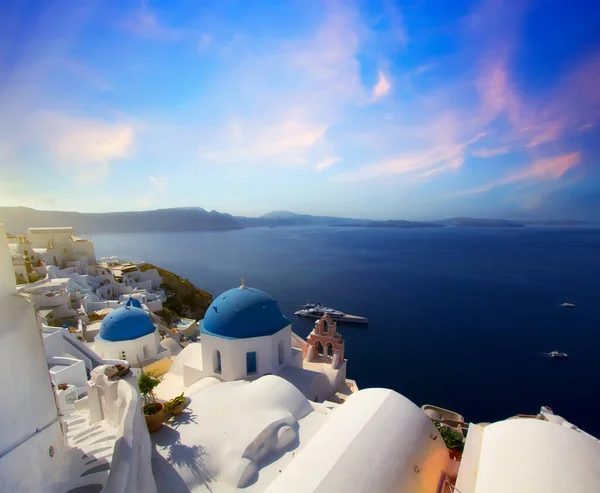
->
<box><xmin>146</xmin><ymin>300</ymin><xmax>163</xmax><ymax>312</ymax></box>
<box><xmin>199</xmin><ymin>326</ymin><xmax>292</xmax><ymax>382</ymax></box>
<box><xmin>30</xmin><ymin>290</ymin><xmax>69</xmax><ymax>308</ymax></box>
<box><xmin>140</xmin><ymin>268</ymin><xmax>162</xmax><ymax>289</ymax></box>
<box><xmin>43</xmin><ymin>329</ymin><xmax>67</xmax><ymax>359</ymax></box>
<box><xmin>94</xmin><ymin>330</ymin><xmax>167</xmax><ymax>367</ymax></box>
<box><xmin>28</xmin><ymin>228</ymin><xmax>74</xmax><ymax>247</ymax></box>
<box><xmin>0</xmin><ymin>224</ymin><xmax>69</xmax><ymax>493</ymax></box>
<box><xmin>48</xmin><ymin>356</ymin><xmax>88</xmax><ymax>389</ymax></box>
<box><xmin>87</xmin><ymin>368</ymin><xmax>157</xmax><ymax>493</ymax></box>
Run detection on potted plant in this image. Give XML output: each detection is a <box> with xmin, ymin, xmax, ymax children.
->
<box><xmin>435</xmin><ymin>422</ymin><xmax>464</xmax><ymax>459</ymax></box>
<box><xmin>164</xmin><ymin>393</ymin><xmax>186</xmax><ymax>416</ymax></box>
<box><xmin>138</xmin><ymin>369</ymin><xmax>164</xmax><ymax>432</ymax></box>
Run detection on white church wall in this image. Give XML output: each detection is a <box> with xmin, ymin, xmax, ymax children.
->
<box><xmin>200</xmin><ymin>326</ymin><xmax>292</xmax><ymax>382</ymax></box>
<box><xmin>94</xmin><ymin>330</ymin><xmax>162</xmax><ymax>366</ymax></box>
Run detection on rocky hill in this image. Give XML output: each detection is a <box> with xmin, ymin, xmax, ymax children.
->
<box><xmin>140</xmin><ymin>263</ymin><xmax>212</xmax><ymax>324</ymax></box>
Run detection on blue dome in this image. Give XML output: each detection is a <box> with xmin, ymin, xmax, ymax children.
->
<box><xmin>126</xmin><ymin>297</ymin><xmax>142</xmax><ymax>308</ymax></box>
<box><xmin>201</xmin><ymin>285</ymin><xmax>290</xmax><ymax>339</ymax></box>
<box><xmin>98</xmin><ymin>300</ymin><xmax>155</xmax><ymax>342</ymax></box>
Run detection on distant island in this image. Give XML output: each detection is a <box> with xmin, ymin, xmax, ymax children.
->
<box><xmin>0</xmin><ymin>206</ymin><xmax>588</xmax><ymax>234</ymax></box>
<box><xmin>333</xmin><ymin>220</ymin><xmax>444</xmax><ymax>228</ymax></box>
<box><xmin>437</xmin><ymin>217</ymin><xmax>589</xmax><ymax>228</ymax></box>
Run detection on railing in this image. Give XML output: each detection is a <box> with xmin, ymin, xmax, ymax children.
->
<box><xmin>62</xmin><ymin>331</ymin><xmax>103</xmax><ymax>369</ymax></box>
<box><xmin>436</xmin><ymin>472</ymin><xmax>462</xmax><ymax>493</ymax></box>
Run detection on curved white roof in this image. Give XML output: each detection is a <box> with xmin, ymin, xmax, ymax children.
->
<box><xmin>160</xmin><ymin>337</ymin><xmax>182</xmax><ymax>356</ymax></box>
<box><xmin>245</xmin><ymin>374</ymin><xmax>314</xmax><ymax>419</ymax></box>
<box><xmin>265</xmin><ymin>388</ymin><xmax>450</xmax><ymax>493</ymax></box>
<box><xmin>153</xmin><ymin>375</ymin><xmax>317</xmax><ymax>490</ymax></box>
<box><xmin>473</xmin><ymin>418</ymin><xmax>600</xmax><ymax>493</ymax></box>
<box><xmin>276</xmin><ymin>365</ymin><xmax>332</xmax><ymax>402</ymax></box>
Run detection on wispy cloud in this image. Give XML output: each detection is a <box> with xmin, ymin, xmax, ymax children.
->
<box><xmin>471</xmin><ymin>147</ymin><xmax>511</xmax><ymax>158</ymax></box>
<box><xmin>461</xmin><ymin>152</ymin><xmax>580</xmax><ymax>194</ymax></box>
<box><xmin>198</xmin><ymin>116</ymin><xmax>329</xmax><ymax>166</ymax></box>
<box><xmin>194</xmin><ymin>1</ymin><xmax>366</xmax><ymax>169</ymax></box>
<box><xmin>122</xmin><ymin>4</ymin><xmax>182</xmax><ymax>41</ymax></box>
<box><xmin>148</xmin><ymin>176</ymin><xmax>166</xmax><ymax>192</ymax></box>
<box><xmin>39</xmin><ymin>114</ymin><xmax>134</xmax><ymax>181</ymax></box>
<box><xmin>334</xmin><ymin>130</ymin><xmax>485</xmax><ymax>182</ymax></box>
<box><xmin>372</xmin><ymin>71</ymin><xmax>391</xmax><ymax>102</ymax></box>
<box><xmin>315</xmin><ymin>157</ymin><xmax>341</xmax><ymax>172</ymax></box>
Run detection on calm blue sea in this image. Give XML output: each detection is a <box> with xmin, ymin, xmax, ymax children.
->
<box><xmin>93</xmin><ymin>226</ymin><xmax>600</xmax><ymax>435</ymax></box>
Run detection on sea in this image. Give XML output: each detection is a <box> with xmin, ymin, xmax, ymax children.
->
<box><xmin>92</xmin><ymin>226</ymin><xmax>600</xmax><ymax>436</ymax></box>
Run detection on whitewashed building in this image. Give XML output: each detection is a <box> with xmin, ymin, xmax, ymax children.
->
<box><xmin>28</xmin><ymin>227</ymin><xmax>96</xmax><ymax>274</ymax></box>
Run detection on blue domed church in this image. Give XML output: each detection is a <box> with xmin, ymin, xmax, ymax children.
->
<box><xmin>163</xmin><ymin>279</ymin><xmax>343</xmax><ymax>403</ymax></box>
<box><xmin>94</xmin><ymin>297</ymin><xmax>170</xmax><ymax>366</ymax></box>
<box><xmin>198</xmin><ymin>279</ymin><xmax>294</xmax><ymax>381</ymax></box>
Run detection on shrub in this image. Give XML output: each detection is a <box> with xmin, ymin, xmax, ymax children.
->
<box><xmin>435</xmin><ymin>422</ymin><xmax>464</xmax><ymax>450</ymax></box>
<box><xmin>138</xmin><ymin>369</ymin><xmax>163</xmax><ymax>415</ymax></box>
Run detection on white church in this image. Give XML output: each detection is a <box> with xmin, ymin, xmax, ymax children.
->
<box><xmin>1</xmin><ymin>222</ymin><xmax>600</xmax><ymax>493</ymax></box>
<box><xmin>93</xmin><ymin>297</ymin><xmax>171</xmax><ymax>367</ymax></box>
<box><xmin>159</xmin><ymin>277</ymin><xmax>350</xmax><ymax>404</ymax></box>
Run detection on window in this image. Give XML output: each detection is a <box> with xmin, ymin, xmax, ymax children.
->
<box><xmin>213</xmin><ymin>350</ymin><xmax>222</xmax><ymax>374</ymax></box>
<box><xmin>143</xmin><ymin>345</ymin><xmax>149</xmax><ymax>358</ymax></box>
<box><xmin>120</xmin><ymin>350</ymin><xmax>126</xmax><ymax>360</ymax></box>
<box><xmin>246</xmin><ymin>351</ymin><xmax>257</xmax><ymax>375</ymax></box>
<box><xmin>278</xmin><ymin>340</ymin><xmax>285</xmax><ymax>365</ymax></box>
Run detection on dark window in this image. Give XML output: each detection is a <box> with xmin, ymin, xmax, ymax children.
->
<box><xmin>246</xmin><ymin>351</ymin><xmax>257</xmax><ymax>375</ymax></box>
<box><xmin>278</xmin><ymin>340</ymin><xmax>285</xmax><ymax>365</ymax></box>
<box><xmin>214</xmin><ymin>350</ymin><xmax>222</xmax><ymax>374</ymax></box>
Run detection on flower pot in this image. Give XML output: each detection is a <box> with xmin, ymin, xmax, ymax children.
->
<box><xmin>171</xmin><ymin>401</ymin><xmax>185</xmax><ymax>415</ymax></box>
<box><xmin>144</xmin><ymin>403</ymin><xmax>164</xmax><ymax>432</ymax></box>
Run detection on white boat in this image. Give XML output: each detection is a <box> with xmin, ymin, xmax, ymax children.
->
<box><xmin>559</xmin><ymin>302</ymin><xmax>575</xmax><ymax>308</ymax></box>
<box><xmin>294</xmin><ymin>303</ymin><xmax>369</xmax><ymax>324</ymax></box>
<box><xmin>549</xmin><ymin>350</ymin><xmax>568</xmax><ymax>359</ymax></box>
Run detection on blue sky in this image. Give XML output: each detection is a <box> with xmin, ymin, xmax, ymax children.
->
<box><xmin>1</xmin><ymin>0</ymin><xmax>599</xmax><ymax>220</ymax></box>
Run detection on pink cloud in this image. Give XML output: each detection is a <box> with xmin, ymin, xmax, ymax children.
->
<box><xmin>471</xmin><ymin>147</ymin><xmax>511</xmax><ymax>158</ymax></box>
<box><xmin>334</xmin><ymin>129</ymin><xmax>484</xmax><ymax>182</ymax></box>
<box><xmin>371</xmin><ymin>71</ymin><xmax>391</xmax><ymax>102</ymax></box>
<box><xmin>515</xmin><ymin>153</ymin><xmax>580</xmax><ymax>181</ymax></box>
<box><xmin>315</xmin><ymin>157</ymin><xmax>342</xmax><ymax>172</ymax></box>
<box><xmin>476</xmin><ymin>61</ymin><xmax>516</xmax><ymax>119</ymax></box>
<box><xmin>461</xmin><ymin>152</ymin><xmax>580</xmax><ymax>194</ymax></box>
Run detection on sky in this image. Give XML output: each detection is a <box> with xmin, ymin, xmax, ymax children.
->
<box><xmin>1</xmin><ymin>0</ymin><xmax>599</xmax><ymax>220</ymax></box>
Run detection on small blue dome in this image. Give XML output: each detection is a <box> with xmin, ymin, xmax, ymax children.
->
<box><xmin>201</xmin><ymin>285</ymin><xmax>290</xmax><ymax>339</ymax></box>
<box><xmin>126</xmin><ymin>297</ymin><xmax>142</xmax><ymax>309</ymax></box>
<box><xmin>99</xmin><ymin>300</ymin><xmax>155</xmax><ymax>342</ymax></box>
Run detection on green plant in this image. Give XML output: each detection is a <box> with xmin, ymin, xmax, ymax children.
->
<box><xmin>160</xmin><ymin>306</ymin><xmax>174</xmax><ymax>326</ymax></box>
<box><xmin>138</xmin><ymin>368</ymin><xmax>163</xmax><ymax>415</ymax></box>
<box><xmin>164</xmin><ymin>393</ymin><xmax>185</xmax><ymax>415</ymax></box>
<box><xmin>27</xmin><ymin>272</ymin><xmax>40</xmax><ymax>283</ymax></box>
<box><xmin>87</xmin><ymin>312</ymin><xmax>104</xmax><ymax>322</ymax></box>
<box><xmin>435</xmin><ymin>422</ymin><xmax>464</xmax><ymax>450</ymax></box>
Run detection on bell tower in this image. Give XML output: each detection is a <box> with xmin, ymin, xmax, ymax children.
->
<box><xmin>306</xmin><ymin>314</ymin><xmax>345</xmax><ymax>369</ymax></box>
